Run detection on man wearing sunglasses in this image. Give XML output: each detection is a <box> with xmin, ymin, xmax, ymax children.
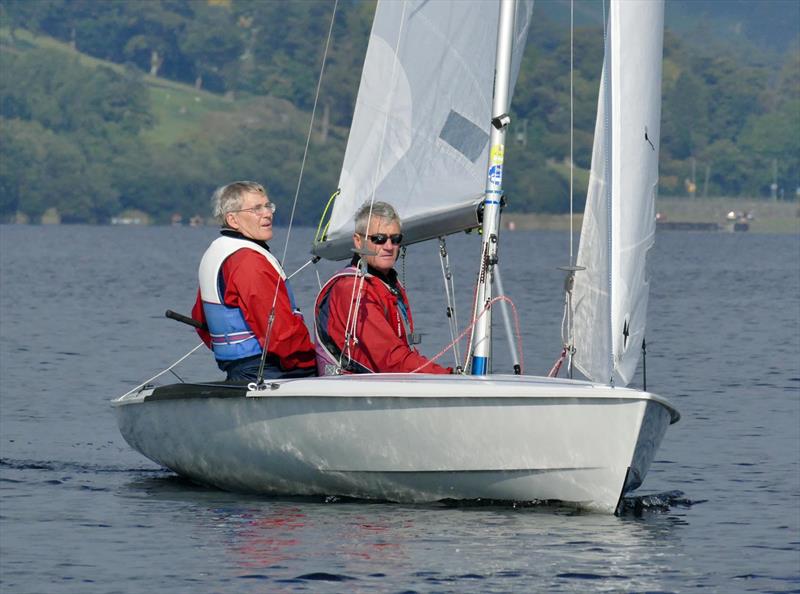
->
<box><xmin>315</xmin><ymin>201</ymin><xmax>452</xmax><ymax>375</ymax></box>
<box><xmin>192</xmin><ymin>181</ymin><xmax>316</xmax><ymax>381</ymax></box>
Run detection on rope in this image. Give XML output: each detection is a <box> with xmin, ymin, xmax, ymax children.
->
<box><xmin>410</xmin><ymin>295</ymin><xmax>524</xmax><ymax>374</ymax></box>
<box><xmin>340</xmin><ymin>261</ymin><xmax>368</xmax><ymax>370</ymax></box>
<box><xmin>314</xmin><ymin>189</ymin><xmax>340</xmax><ymax>243</ymax></box>
<box><xmin>548</xmin><ymin>347</ymin><xmax>567</xmax><ymax>378</ymax></box>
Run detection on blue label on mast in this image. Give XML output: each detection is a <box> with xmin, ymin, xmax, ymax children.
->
<box><xmin>471</xmin><ymin>356</ymin><xmax>488</xmax><ymax>375</ymax></box>
<box><xmin>488</xmin><ymin>165</ymin><xmax>503</xmax><ymax>186</ymax></box>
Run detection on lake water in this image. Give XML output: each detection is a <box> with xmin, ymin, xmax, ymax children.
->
<box><xmin>1</xmin><ymin>224</ymin><xmax>798</xmax><ymax>593</ymax></box>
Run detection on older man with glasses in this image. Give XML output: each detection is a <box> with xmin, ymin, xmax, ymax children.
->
<box><xmin>191</xmin><ymin>181</ymin><xmax>316</xmax><ymax>381</ymax></box>
<box><xmin>314</xmin><ymin>201</ymin><xmax>452</xmax><ymax>376</ymax></box>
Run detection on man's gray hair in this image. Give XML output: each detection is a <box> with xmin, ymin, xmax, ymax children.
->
<box><xmin>211</xmin><ymin>181</ymin><xmax>267</xmax><ymax>225</ymax></box>
<box><xmin>354</xmin><ymin>201</ymin><xmax>401</xmax><ymax>234</ymax></box>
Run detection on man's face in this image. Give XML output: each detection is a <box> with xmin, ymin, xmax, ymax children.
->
<box><xmin>225</xmin><ymin>190</ymin><xmax>274</xmax><ymax>242</ymax></box>
<box><xmin>353</xmin><ymin>216</ymin><xmax>402</xmax><ymax>274</ymax></box>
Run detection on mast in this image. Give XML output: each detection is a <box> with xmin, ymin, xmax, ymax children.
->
<box><xmin>467</xmin><ymin>0</ymin><xmax>516</xmax><ymax>375</ymax></box>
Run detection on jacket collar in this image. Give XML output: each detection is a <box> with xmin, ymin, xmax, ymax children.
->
<box><xmin>221</xmin><ymin>228</ymin><xmax>271</xmax><ymax>252</ymax></box>
<box><xmin>350</xmin><ymin>254</ymin><xmax>399</xmax><ymax>287</ymax></box>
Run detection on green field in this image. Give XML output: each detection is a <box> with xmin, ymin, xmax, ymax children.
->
<box><xmin>1</xmin><ymin>27</ymin><xmax>275</xmax><ymax>147</ymax></box>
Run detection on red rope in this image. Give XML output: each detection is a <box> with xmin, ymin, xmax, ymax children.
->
<box><xmin>411</xmin><ymin>295</ymin><xmax>524</xmax><ymax>374</ymax></box>
<box><xmin>547</xmin><ymin>348</ymin><xmax>567</xmax><ymax>378</ymax></box>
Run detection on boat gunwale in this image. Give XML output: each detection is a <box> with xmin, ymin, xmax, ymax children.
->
<box><xmin>112</xmin><ymin>373</ymin><xmax>680</xmax><ymax>423</ymax></box>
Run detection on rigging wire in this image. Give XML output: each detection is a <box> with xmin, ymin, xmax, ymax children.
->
<box><xmin>281</xmin><ymin>0</ymin><xmax>338</xmax><ymax>267</ymax></box>
<box><xmin>254</xmin><ymin>0</ymin><xmax>339</xmax><ymax>387</ymax></box>
<box><xmin>493</xmin><ymin>265</ymin><xmax>521</xmax><ymax>374</ymax></box>
<box><xmin>117</xmin><ymin>343</ymin><xmax>205</xmax><ymax>399</ymax></box>
<box><xmin>438</xmin><ymin>237</ymin><xmax>461</xmax><ymax>367</ymax></box>
<box><xmin>569</xmin><ymin>0</ymin><xmax>575</xmax><ymax>266</ymax></box>
<box><xmin>555</xmin><ymin>0</ymin><xmax>584</xmax><ymax>379</ymax></box>
<box><xmin>462</xmin><ymin>280</ymin><xmax>481</xmax><ymax>372</ymax></box>
<box><xmin>286</xmin><ymin>256</ymin><xmax>321</xmax><ymax>281</ymax></box>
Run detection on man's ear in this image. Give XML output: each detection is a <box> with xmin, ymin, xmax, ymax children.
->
<box><xmin>353</xmin><ymin>232</ymin><xmax>363</xmax><ymax>250</ymax></box>
<box><xmin>226</xmin><ymin>212</ymin><xmax>240</xmax><ymax>230</ymax></box>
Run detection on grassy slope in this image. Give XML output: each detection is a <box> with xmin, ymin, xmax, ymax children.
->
<box><xmin>0</xmin><ymin>27</ymin><xmax>302</xmax><ymax>147</ymax></box>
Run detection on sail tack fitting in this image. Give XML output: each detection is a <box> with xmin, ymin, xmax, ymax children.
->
<box><xmin>557</xmin><ymin>264</ymin><xmax>585</xmax><ymax>378</ymax></box>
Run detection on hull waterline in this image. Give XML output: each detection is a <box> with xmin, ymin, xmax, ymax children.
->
<box><xmin>113</xmin><ymin>374</ymin><xmax>679</xmax><ymax>513</ymax></box>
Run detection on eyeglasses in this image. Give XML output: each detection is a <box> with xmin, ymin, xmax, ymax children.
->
<box><xmin>233</xmin><ymin>203</ymin><xmax>276</xmax><ymax>215</ymax></box>
<box><xmin>364</xmin><ymin>233</ymin><xmax>403</xmax><ymax>246</ymax></box>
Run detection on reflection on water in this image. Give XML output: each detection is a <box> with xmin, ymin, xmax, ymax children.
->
<box><xmin>115</xmin><ymin>473</ymin><xmax>697</xmax><ymax>592</ymax></box>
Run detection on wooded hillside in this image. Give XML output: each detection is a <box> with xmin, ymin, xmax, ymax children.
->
<box><xmin>1</xmin><ymin>0</ymin><xmax>797</xmax><ymax>224</ymax></box>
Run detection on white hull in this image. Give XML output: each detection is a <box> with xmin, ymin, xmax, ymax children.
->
<box><xmin>113</xmin><ymin>374</ymin><xmax>678</xmax><ymax>513</ymax></box>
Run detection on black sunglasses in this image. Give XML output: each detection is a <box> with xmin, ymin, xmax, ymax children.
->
<box><xmin>365</xmin><ymin>233</ymin><xmax>403</xmax><ymax>246</ymax></box>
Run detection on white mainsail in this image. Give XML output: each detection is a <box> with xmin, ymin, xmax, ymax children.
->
<box><xmin>572</xmin><ymin>0</ymin><xmax>665</xmax><ymax>386</ymax></box>
<box><xmin>313</xmin><ymin>0</ymin><xmax>532</xmax><ymax>260</ymax></box>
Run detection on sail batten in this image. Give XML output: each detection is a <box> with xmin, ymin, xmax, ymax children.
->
<box><xmin>573</xmin><ymin>0</ymin><xmax>664</xmax><ymax>387</ymax></box>
<box><xmin>313</xmin><ymin>0</ymin><xmax>532</xmax><ymax>261</ymax></box>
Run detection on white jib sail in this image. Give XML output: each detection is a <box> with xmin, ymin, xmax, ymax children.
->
<box><xmin>314</xmin><ymin>0</ymin><xmax>532</xmax><ymax>260</ymax></box>
<box><xmin>572</xmin><ymin>0</ymin><xmax>664</xmax><ymax>386</ymax></box>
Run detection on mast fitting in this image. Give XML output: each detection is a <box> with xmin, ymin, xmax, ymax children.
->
<box><xmin>492</xmin><ymin>113</ymin><xmax>511</xmax><ymax>129</ymax></box>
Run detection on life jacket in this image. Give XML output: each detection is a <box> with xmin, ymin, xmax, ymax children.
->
<box><xmin>314</xmin><ymin>265</ymin><xmax>413</xmax><ymax>376</ymax></box>
<box><xmin>198</xmin><ymin>235</ymin><xmax>299</xmax><ymax>362</ymax></box>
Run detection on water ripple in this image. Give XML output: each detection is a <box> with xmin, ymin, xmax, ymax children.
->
<box><xmin>0</xmin><ymin>457</ymin><xmax>165</xmax><ymax>475</ymax></box>
<box><xmin>294</xmin><ymin>572</ymin><xmax>357</xmax><ymax>582</ymax></box>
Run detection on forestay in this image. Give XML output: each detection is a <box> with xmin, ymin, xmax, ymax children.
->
<box><xmin>572</xmin><ymin>0</ymin><xmax>665</xmax><ymax>386</ymax></box>
<box><xmin>313</xmin><ymin>0</ymin><xmax>532</xmax><ymax>261</ymax></box>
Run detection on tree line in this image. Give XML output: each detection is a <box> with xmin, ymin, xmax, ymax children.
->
<box><xmin>0</xmin><ymin>0</ymin><xmax>797</xmax><ymax>224</ymax></box>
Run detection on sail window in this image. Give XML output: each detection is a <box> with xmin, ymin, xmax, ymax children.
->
<box><xmin>439</xmin><ymin>110</ymin><xmax>489</xmax><ymax>163</ymax></box>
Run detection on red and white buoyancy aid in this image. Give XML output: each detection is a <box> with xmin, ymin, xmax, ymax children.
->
<box><xmin>198</xmin><ymin>235</ymin><xmax>298</xmax><ymax>361</ymax></box>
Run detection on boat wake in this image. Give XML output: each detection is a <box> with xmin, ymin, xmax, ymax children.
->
<box><xmin>617</xmin><ymin>490</ymin><xmax>701</xmax><ymax>515</ymax></box>
<box><xmin>437</xmin><ymin>491</ymin><xmax>700</xmax><ymax>516</ymax></box>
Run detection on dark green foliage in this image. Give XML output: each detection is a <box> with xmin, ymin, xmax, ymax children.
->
<box><xmin>0</xmin><ymin>117</ymin><xmax>120</xmax><ymax>222</ymax></box>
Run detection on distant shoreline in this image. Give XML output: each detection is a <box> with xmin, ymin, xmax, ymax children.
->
<box><xmin>504</xmin><ymin>197</ymin><xmax>800</xmax><ymax>234</ymax></box>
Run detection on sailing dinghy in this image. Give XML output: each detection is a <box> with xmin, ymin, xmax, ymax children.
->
<box><xmin>114</xmin><ymin>0</ymin><xmax>679</xmax><ymax>513</ymax></box>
